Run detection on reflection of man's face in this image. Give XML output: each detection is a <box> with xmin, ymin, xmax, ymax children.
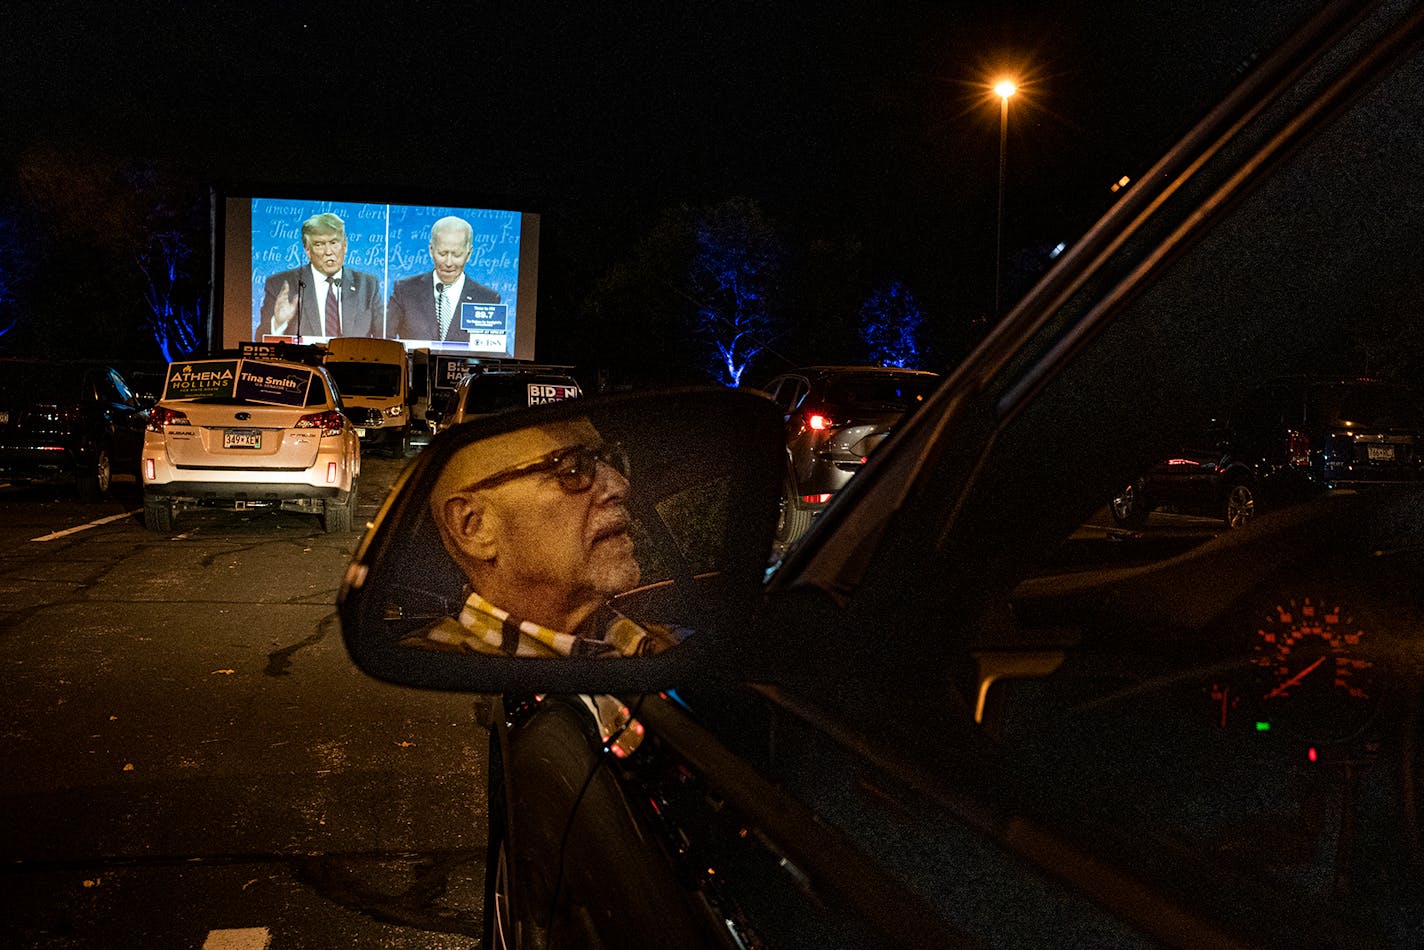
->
<box><xmin>434</xmin><ymin>420</ymin><xmax>641</xmax><ymax>632</ymax></box>
<box><xmin>482</xmin><ymin>452</ymin><xmax>639</xmax><ymax>625</ymax></box>
<box><xmin>430</xmin><ymin>229</ymin><xmax>473</xmax><ymax>286</ymax></box>
<box><xmin>305</xmin><ymin>231</ymin><xmax>347</xmax><ymax>277</ymax></box>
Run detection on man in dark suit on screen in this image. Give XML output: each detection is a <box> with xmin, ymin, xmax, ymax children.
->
<box><xmin>388</xmin><ymin>215</ymin><xmax>501</xmax><ymax>345</ymax></box>
<box><xmin>260</xmin><ymin>212</ymin><xmax>382</xmax><ymax>339</ymax></box>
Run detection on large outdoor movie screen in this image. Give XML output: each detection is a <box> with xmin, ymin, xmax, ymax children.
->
<box><xmin>220</xmin><ymin>195</ymin><xmax>539</xmax><ymax>359</ymax></box>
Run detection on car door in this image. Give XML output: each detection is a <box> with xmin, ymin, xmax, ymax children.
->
<box><xmin>104</xmin><ymin>368</ymin><xmax>148</xmax><ymax>470</ymax></box>
<box><xmin>757</xmin><ymin>3</ymin><xmax>1424</xmax><ymax>943</ymax></box>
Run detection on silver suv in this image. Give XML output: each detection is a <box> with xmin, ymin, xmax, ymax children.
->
<box><xmin>762</xmin><ymin>365</ymin><xmax>940</xmax><ymax>545</ymax></box>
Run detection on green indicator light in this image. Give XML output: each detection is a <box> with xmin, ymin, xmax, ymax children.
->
<box><xmin>1256</xmin><ymin>721</ymin><xmax>1271</xmax><ymax>732</ymax></box>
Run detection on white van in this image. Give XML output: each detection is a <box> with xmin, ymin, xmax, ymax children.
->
<box><xmin>322</xmin><ymin>337</ymin><xmax>411</xmax><ymax>457</ymax></box>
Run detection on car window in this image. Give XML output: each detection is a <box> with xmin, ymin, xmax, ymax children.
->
<box><xmin>108</xmin><ymin>369</ymin><xmax>137</xmax><ymax>407</ymax></box>
<box><xmin>458</xmin><ymin>376</ymin><xmax>579</xmax><ymax>415</ymax></box>
<box><xmin>786</xmin><ymin>379</ymin><xmax>809</xmax><ymax>411</ymax></box>
<box><xmin>1307</xmin><ymin>380</ymin><xmax>1424</xmax><ymax>427</ymax></box>
<box><xmin>970</xmin><ymin>17</ymin><xmax>1424</xmax><ymax>941</ymax></box>
<box><xmin>324</xmin><ymin>361</ymin><xmax>402</xmax><ymax>398</ymax></box>
<box><xmin>0</xmin><ymin>363</ymin><xmax>84</xmax><ymax>404</ymax></box>
<box><xmin>823</xmin><ymin>375</ymin><xmax>936</xmax><ymax>411</ymax></box>
<box><xmin>310</xmin><ymin>373</ymin><xmax>336</xmax><ymax>408</ymax></box>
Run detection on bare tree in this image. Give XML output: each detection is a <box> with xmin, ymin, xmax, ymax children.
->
<box><xmin>684</xmin><ymin>197</ymin><xmax>786</xmax><ymax>386</ymax></box>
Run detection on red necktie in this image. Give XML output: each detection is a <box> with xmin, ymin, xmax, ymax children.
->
<box><xmin>324</xmin><ymin>281</ymin><xmax>340</xmax><ymax>336</ymax></box>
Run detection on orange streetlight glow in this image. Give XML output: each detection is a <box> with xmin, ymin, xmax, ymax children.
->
<box><xmin>993</xmin><ymin>76</ymin><xmax>1020</xmax><ymax>318</ymax></box>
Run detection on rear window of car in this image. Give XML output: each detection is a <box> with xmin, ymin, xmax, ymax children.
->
<box><xmin>1306</xmin><ymin>382</ymin><xmax>1424</xmax><ymax>429</ymax></box>
<box><xmin>162</xmin><ymin>359</ymin><xmax>329</xmax><ymax>408</ymax></box>
<box><xmin>0</xmin><ymin>363</ymin><xmax>88</xmax><ymax>405</ymax></box>
<box><xmin>462</xmin><ymin>376</ymin><xmax>580</xmax><ymax>415</ymax></box>
<box><xmin>824</xmin><ymin>374</ymin><xmax>938</xmax><ymax>412</ymax></box>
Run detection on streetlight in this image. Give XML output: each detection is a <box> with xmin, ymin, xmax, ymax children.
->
<box><xmin>993</xmin><ymin>78</ymin><xmax>1017</xmax><ymax>319</ymax></box>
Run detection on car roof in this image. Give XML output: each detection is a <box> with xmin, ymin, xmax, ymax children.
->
<box><xmin>779</xmin><ymin>365</ymin><xmax>941</xmax><ymax>377</ymax></box>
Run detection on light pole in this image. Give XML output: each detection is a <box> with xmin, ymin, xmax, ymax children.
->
<box><xmin>993</xmin><ymin>78</ymin><xmax>1017</xmax><ymax>319</ymax></box>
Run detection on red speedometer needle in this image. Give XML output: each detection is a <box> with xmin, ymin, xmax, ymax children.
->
<box><xmin>1265</xmin><ymin>655</ymin><xmax>1326</xmax><ymax>699</ymax></box>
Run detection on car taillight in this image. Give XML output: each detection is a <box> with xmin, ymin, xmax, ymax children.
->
<box><xmin>1286</xmin><ymin>429</ymin><xmax>1310</xmax><ymax>466</ymax></box>
<box><xmin>805</xmin><ymin>410</ymin><xmax>835</xmax><ymax>432</ymax></box>
<box><xmin>146</xmin><ymin>406</ymin><xmax>191</xmax><ymax>432</ymax></box>
<box><xmin>297</xmin><ymin>409</ymin><xmax>346</xmax><ymax>436</ymax></box>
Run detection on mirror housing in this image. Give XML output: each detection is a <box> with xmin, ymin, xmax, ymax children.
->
<box><xmin>339</xmin><ymin>386</ymin><xmax>785</xmax><ymax>694</ymax></box>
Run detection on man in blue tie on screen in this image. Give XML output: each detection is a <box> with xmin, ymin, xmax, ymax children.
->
<box><xmin>388</xmin><ymin>215</ymin><xmax>502</xmax><ymax>345</ymax></box>
<box><xmin>260</xmin><ymin>212</ymin><xmax>382</xmax><ymax>339</ymax></box>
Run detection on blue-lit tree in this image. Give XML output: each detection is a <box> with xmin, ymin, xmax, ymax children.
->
<box><xmin>574</xmin><ymin>197</ymin><xmax>791</xmax><ymax>389</ymax></box>
<box><xmin>858</xmin><ymin>279</ymin><xmax>924</xmax><ymax>368</ymax></box>
<box><xmin>138</xmin><ymin>227</ymin><xmax>204</xmax><ymax>362</ymax></box>
<box><xmin>14</xmin><ymin>147</ymin><xmax>206</xmax><ymax>360</ymax></box>
<box><xmin>686</xmin><ymin>197</ymin><xmax>786</xmax><ymax>386</ymax></box>
<box><xmin>0</xmin><ymin>206</ymin><xmax>28</xmax><ymax>342</ymax></box>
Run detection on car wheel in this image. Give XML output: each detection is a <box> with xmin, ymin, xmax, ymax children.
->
<box><xmin>142</xmin><ymin>495</ymin><xmax>175</xmax><ymax>533</ymax></box>
<box><xmin>76</xmin><ymin>447</ymin><xmax>112</xmax><ymax>502</ymax></box>
<box><xmin>775</xmin><ymin>473</ymin><xmax>813</xmax><ymax>545</ymax></box>
<box><xmin>1109</xmin><ymin>477</ymin><xmax>1149</xmax><ymax>528</ymax></box>
<box><xmin>1224</xmin><ymin>480</ymin><xmax>1257</xmax><ymax>528</ymax></box>
<box><xmin>321</xmin><ymin>477</ymin><xmax>357</xmax><ymax>533</ymax></box>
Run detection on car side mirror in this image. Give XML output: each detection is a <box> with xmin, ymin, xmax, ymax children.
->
<box><xmin>339</xmin><ymin>386</ymin><xmax>785</xmax><ymax>694</ymax></box>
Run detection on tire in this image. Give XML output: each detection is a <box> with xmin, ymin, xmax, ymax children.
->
<box><xmin>142</xmin><ymin>495</ymin><xmax>175</xmax><ymax>533</ymax></box>
<box><xmin>321</xmin><ymin>477</ymin><xmax>357</xmax><ymax>533</ymax></box>
<box><xmin>775</xmin><ymin>473</ymin><xmax>814</xmax><ymax>545</ymax></box>
<box><xmin>1109</xmin><ymin>477</ymin><xmax>1149</xmax><ymax>528</ymax></box>
<box><xmin>1224</xmin><ymin>480</ymin><xmax>1257</xmax><ymax>528</ymax></box>
<box><xmin>76</xmin><ymin>447</ymin><xmax>112</xmax><ymax>502</ymax></box>
<box><xmin>387</xmin><ymin>429</ymin><xmax>409</xmax><ymax>459</ymax></box>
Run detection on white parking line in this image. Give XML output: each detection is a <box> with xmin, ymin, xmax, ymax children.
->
<box><xmin>203</xmin><ymin>928</ymin><xmax>272</xmax><ymax>950</ymax></box>
<box><xmin>30</xmin><ymin>510</ymin><xmax>139</xmax><ymax>542</ymax></box>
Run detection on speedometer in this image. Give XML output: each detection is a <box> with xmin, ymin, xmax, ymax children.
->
<box><xmin>1250</xmin><ymin>596</ymin><xmax>1377</xmax><ymax>743</ymax></box>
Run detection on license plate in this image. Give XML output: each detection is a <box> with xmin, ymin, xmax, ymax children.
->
<box><xmin>223</xmin><ymin>428</ymin><xmax>262</xmax><ymax>449</ymax></box>
<box><xmin>1366</xmin><ymin>444</ymin><xmax>1394</xmax><ymax>460</ymax></box>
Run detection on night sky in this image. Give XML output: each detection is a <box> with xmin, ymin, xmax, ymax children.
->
<box><xmin>1</xmin><ymin>1</ymin><xmax>1316</xmax><ymax>361</ymax></box>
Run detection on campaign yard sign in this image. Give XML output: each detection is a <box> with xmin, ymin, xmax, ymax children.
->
<box><xmin>164</xmin><ymin>361</ymin><xmax>239</xmax><ymax>400</ymax></box>
<box><xmin>235</xmin><ymin>361</ymin><xmax>314</xmax><ymax>407</ymax></box>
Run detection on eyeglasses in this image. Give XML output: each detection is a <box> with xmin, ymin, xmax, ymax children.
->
<box><xmin>461</xmin><ymin>443</ymin><xmax>630</xmax><ymax>495</ymax></box>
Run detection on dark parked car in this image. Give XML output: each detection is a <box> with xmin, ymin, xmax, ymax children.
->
<box><xmin>761</xmin><ymin>366</ymin><xmax>940</xmax><ymax>545</ymax></box>
<box><xmin>1111</xmin><ymin>376</ymin><xmax>1424</xmax><ymax>529</ymax></box>
<box><xmin>435</xmin><ymin>363</ymin><xmax>582</xmax><ymax>431</ymax></box>
<box><xmin>340</xmin><ymin>4</ymin><xmax>1424</xmax><ymax>948</ymax></box>
<box><xmin>0</xmin><ymin>359</ymin><xmax>148</xmax><ymax>500</ymax></box>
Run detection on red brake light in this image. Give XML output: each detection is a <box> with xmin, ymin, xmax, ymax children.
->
<box><xmin>297</xmin><ymin>409</ymin><xmax>347</xmax><ymax>436</ymax></box>
<box><xmin>1285</xmin><ymin>430</ymin><xmax>1310</xmax><ymax>466</ymax></box>
<box><xmin>807</xmin><ymin>412</ymin><xmax>832</xmax><ymax>431</ymax></box>
<box><xmin>146</xmin><ymin>406</ymin><xmax>191</xmax><ymax>432</ymax></box>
